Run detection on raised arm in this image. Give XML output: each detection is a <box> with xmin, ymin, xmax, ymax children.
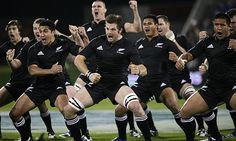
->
<box><xmin>124</xmin><ymin>0</ymin><xmax>142</xmax><ymax>33</ymax></box>
<box><xmin>6</xmin><ymin>49</ymin><xmax>22</xmax><ymax>70</ymax></box>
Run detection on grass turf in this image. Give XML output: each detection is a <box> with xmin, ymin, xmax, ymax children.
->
<box><xmin>1</xmin><ymin>130</ymin><xmax>236</xmax><ymax>141</ymax></box>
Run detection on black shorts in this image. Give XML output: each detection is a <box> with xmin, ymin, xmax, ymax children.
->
<box><xmin>132</xmin><ymin>78</ymin><xmax>170</xmax><ymax>103</ymax></box>
<box><xmin>199</xmin><ymin>81</ymin><xmax>236</xmax><ymax>109</ymax></box>
<box><xmin>85</xmin><ymin>80</ymin><xmax>128</xmax><ymax>105</ymax></box>
<box><xmin>25</xmin><ymin>83</ymin><xmax>66</xmax><ymax>107</ymax></box>
<box><xmin>170</xmin><ymin>77</ymin><xmax>191</xmax><ymax>99</ymax></box>
<box><xmin>64</xmin><ymin>72</ymin><xmax>72</xmax><ymax>86</ymax></box>
<box><xmin>4</xmin><ymin>81</ymin><xmax>32</xmax><ymax>101</ymax></box>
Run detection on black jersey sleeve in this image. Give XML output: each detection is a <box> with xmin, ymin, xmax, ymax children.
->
<box><xmin>79</xmin><ymin>38</ymin><xmax>97</xmax><ymax>59</ymax></box>
<box><xmin>16</xmin><ymin>42</ymin><xmax>31</xmax><ymax>62</ymax></box>
<box><xmin>176</xmin><ymin>35</ymin><xmax>192</xmax><ymax>51</ymax></box>
<box><xmin>67</xmin><ymin>41</ymin><xmax>80</xmax><ymax>56</ymax></box>
<box><xmin>27</xmin><ymin>45</ymin><xmax>39</xmax><ymax>66</ymax></box>
<box><xmin>0</xmin><ymin>43</ymin><xmax>7</xmax><ymax>60</ymax></box>
<box><xmin>166</xmin><ymin>39</ymin><xmax>182</xmax><ymax>56</ymax></box>
<box><xmin>129</xmin><ymin>42</ymin><xmax>142</xmax><ymax>65</ymax></box>
<box><xmin>188</xmin><ymin>39</ymin><xmax>206</xmax><ymax>59</ymax></box>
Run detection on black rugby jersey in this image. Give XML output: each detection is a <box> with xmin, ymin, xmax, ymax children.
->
<box><xmin>168</xmin><ymin>35</ymin><xmax>191</xmax><ymax>81</ymax></box>
<box><xmin>28</xmin><ymin>38</ymin><xmax>79</xmax><ymax>84</ymax></box>
<box><xmin>0</xmin><ymin>40</ymin><xmax>29</xmax><ymax>82</ymax></box>
<box><xmin>229</xmin><ymin>33</ymin><xmax>236</xmax><ymax>82</ymax></box>
<box><xmin>189</xmin><ymin>35</ymin><xmax>236</xmax><ymax>82</ymax></box>
<box><xmin>83</xmin><ymin>20</ymin><xmax>106</xmax><ymax>41</ymax></box>
<box><xmin>135</xmin><ymin>35</ymin><xmax>181</xmax><ymax>80</ymax></box>
<box><xmin>79</xmin><ymin>35</ymin><xmax>142</xmax><ymax>81</ymax></box>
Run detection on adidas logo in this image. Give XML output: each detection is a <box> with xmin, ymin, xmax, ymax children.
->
<box><xmin>132</xmin><ymin>82</ymin><xmax>138</xmax><ymax>87</ymax></box>
<box><xmin>65</xmin><ymin>82</ymin><xmax>70</xmax><ymax>85</ymax></box>
<box><xmin>138</xmin><ymin>44</ymin><xmax>144</xmax><ymax>49</ymax></box>
<box><xmin>160</xmin><ymin>82</ymin><xmax>166</xmax><ymax>87</ymax></box>
<box><xmin>120</xmin><ymin>81</ymin><xmax>125</xmax><ymax>84</ymax></box>
<box><xmin>117</xmin><ymin>48</ymin><xmax>125</xmax><ymax>54</ymax></box>
<box><xmin>56</xmin><ymin>46</ymin><xmax>63</xmax><ymax>52</ymax></box>
<box><xmin>181</xmin><ymin>79</ymin><xmax>187</xmax><ymax>84</ymax></box>
<box><xmin>201</xmin><ymin>85</ymin><xmax>208</xmax><ymax>91</ymax></box>
<box><xmin>207</xmin><ymin>44</ymin><xmax>214</xmax><ymax>49</ymax></box>
<box><xmin>97</xmin><ymin>45</ymin><xmax>103</xmax><ymax>50</ymax></box>
<box><xmin>232</xmin><ymin>85</ymin><xmax>236</xmax><ymax>90</ymax></box>
<box><xmin>87</xmin><ymin>27</ymin><xmax>92</xmax><ymax>32</ymax></box>
<box><xmin>56</xmin><ymin>46</ymin><xmax>62</xmax><ymax>51</ymax></box>
<box><xmin>155</xmin><ymin>43</ymin><xmax>163</xmax><ymax>48</ymax></box>
<box><xmin>56</xmin><ymin>87</ymin><xmax>63</xmax><ymax>90</ymax></box>
<box><xmin>118</xmin><ymin>48</ymin><xmax>125</xmax><ymax>52</ymax></box>
<box><xmin>37</xmin><ymin>51</ymin><xmax>44</xmax><ymax>56</ymax></box>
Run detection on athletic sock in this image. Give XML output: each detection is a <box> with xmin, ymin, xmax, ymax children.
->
<box><xmin>127</xmin><ymin>110</ymin><xmax>135</xmax><ymax>130</ymax></box>
<box><xmin>65</xmin><ymin>116</ymin><xmax>82</xmax><ymax>141</ymax></box>
<box><xmin>23</xmin><ymin>112</ymin><xmax>32</xmax><ymax>139</ymax></box>
<box><xmin>40</xmin><ymin>110</ymin><xmax>54</xmax><ymax>133</ymax></box>
<box><xmin>226</xmin><ymin>104</ymin><xmax>236</xmax><ymax>132</ymax></box>
<box><xmin>115</xmin><ymin>114</ymin><xmax>128</xmax><ymax>140</ymax></box>
<box><xmin>194</xmin><ymin>114</ymin><xmax>205</xmax><ymax>130</ymax></box>
<box><xmin>135</xmin><ymin>115</ymin><xmax>151</xmax><ymax>141</ymax></box>
<box><xmin>77</xmin><ymin>109</ymin><xmax>88</xmax><ymax>135</ymax></box>
<box><xmin>202</xmin><ymin>111</ymin><xmax>222</xmax><ymax>140</ymax></box>
<box><xmin>0</xmin><ymin>115</ymin><xmax>2</xmax><ymax>138</ymax></box>
<box><xmin>144</xmin><ymin>106</ymin><xmax>157</xmax><ymax>131</ymax></box>
<box><xmin>175</xmin><ymin>113</ymin><xmax>196</xmax><ymax>141</ymax></box>
<box><xmin>13</xmin><ymin>117</ymin><xmax>31</xmax><ymax>140</ymax></box>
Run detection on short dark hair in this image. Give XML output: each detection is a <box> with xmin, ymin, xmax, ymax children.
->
<box><xmin>33</xmin><ymin>18</ymin><xmax>46</xmax><ymax>24</ymax></box>
<box><xmin>5</xmin><ymin>20</ymin><xmax>22</xmax><ymax>32</ymax></box>
<box><xmin>143</xmin><ymin>14</ymin><xmax>158</xmax><ymax>24</ymax></box>
<box><xmin>39</xmin><ymin>19</ymin><xmax>56</xmax><ymax>31</ymax></box>
<box><xmin>156</xmin><ymin>15</ymin><xmax>170</xmax><ymax>24</ymax></box>
<box><xmin>93</xmin><ymin>0</ymin><xmax>106</xmax><ymax>8</ymax></box>
<box><xmin>226</xmin><ymin>8</ymin><xmax>236</xmax><ymax>18</ymax></box>
<box><xmin>105</xmin><ymin>14</ymin><xmax>123</xmax><ymax>30</ymax></box>
<box><xmin>214</xmin><ymin>12</ymin><xmax>231</xmax><ymax>25</ymax></box>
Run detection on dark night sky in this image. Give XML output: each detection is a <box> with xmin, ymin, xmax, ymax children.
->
<box><xmin>0</xmin><ymin>0</ymin><xmax>195</xmax><ymax>43</ymax></box>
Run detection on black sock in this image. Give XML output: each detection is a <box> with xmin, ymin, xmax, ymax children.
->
<box><xmin>23</xmin><ymin>112</ymin><xmax>32</xmax><ymax>139</ymax></box>
<box><xmin>40</xmin><ymin>110</ymin><xmax>54</xmax><ymax>133</ymax></box>
<box><xmin>194</xmin><ymin>114</ymin><xmax>205</xmax><ymax>130</ymax></box>
<box><xmin>115</xmin><ymin>114</ymin><xmax>128</xmax><ymax>140</ymax></box>
<box><xmin>229</xmin><ymin>111</ymin><xmax>236</xmax><ymax>132</ymax></box>
<box><xmin>0</xmin><ymin>115</ymin><xmax>2</xmax><ymax>138</ymax></box>
<box><xmin>144</xmin><ymin>107</ymin><xmax>157</xmax><ymax>131</ymax></box>
<box><xmin>13</xmin><ymin>117</ymin><xmax>31</xmax><ymax>140</ymax></box>
<box><xmin>135</xmin><ymin>115</ymin><xmax>151</xmax><ymax>141</ymax></box>
<box><xmin>65</xmin><ymin>116</ymin><xmax>82</xmax><ymax>141</ymax></box>
<box><xmin>127</xmin><ymin>111</ymin><xmax>135</xmax><ymax>130</ymax></box>
<box><xmin>175</xmin><ymin>113</ymin><xmax>196</xmax><ymax>141</ymax></box>
<box><xmin>77</xmin><ymin>109</ymin><xmax>88</xmax><ymax>135</ymax></box>
<box><xmin>202</xmin><ymin>111</ymin><xmax>222</xmax><ymax>140</ymax></box>
<box><xmin>226</xmin><ymin>104</ymin><xmax>236</xmax><ymax>132</ymax></box>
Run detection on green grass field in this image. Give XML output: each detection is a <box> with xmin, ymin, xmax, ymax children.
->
<box><xmin>1</xmin><ymin>130</ymin><xmax>236</xmax><ymax>141</ymax></box>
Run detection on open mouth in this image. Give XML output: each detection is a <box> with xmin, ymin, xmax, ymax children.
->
<box><xmin>9</xmin><ymin>34</ymin><xmax>14</xmax><ymax>38</ymax></box>
<box><xmin>144</xmin><ymin>29</ymin><xmax>150</xmax><ymax>32</ymax></box>
<box><xmin>95</xmin><ymin>12</ymin><xmax>99</xmax><ymax>16</ymax></box>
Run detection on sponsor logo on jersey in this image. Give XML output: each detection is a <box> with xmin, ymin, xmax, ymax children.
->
<box><xmin>37</xmin><ymin>51</ymin><xmax>44</xmax><ymax>56</ymax></box>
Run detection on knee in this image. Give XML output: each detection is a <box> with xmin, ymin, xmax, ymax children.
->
<box><xmin>128</xmin><ymin>101</ymin><xmax>144</xmax><ymax>117</ymax></box>
<box><xmin>63</xmin><ymin>104</ymin><xmax>78</xmax><ymax>119</ymax></box>
<box><xmin>114</xmin><ymin>105</ymin><xmax>128</xmax><ymax>117</ymax></box>
<box><xmin>38</xmin><ymin>103</ymin><xmax>48</xmax><ymax>113</ymax></box>
<box><xmin>9</xmin><ymin>108</ymin><xmax>21</xmax><ymax>121</ymax></box>
<box><xmin>164</xmin><ymin>97</ymin><xmax>180</xmax><ymax>113</ymax></box>
<box><xmin>180</xmin><ymin>107</ymin><xmax>192</xmax><ymax>119</ymax></box>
